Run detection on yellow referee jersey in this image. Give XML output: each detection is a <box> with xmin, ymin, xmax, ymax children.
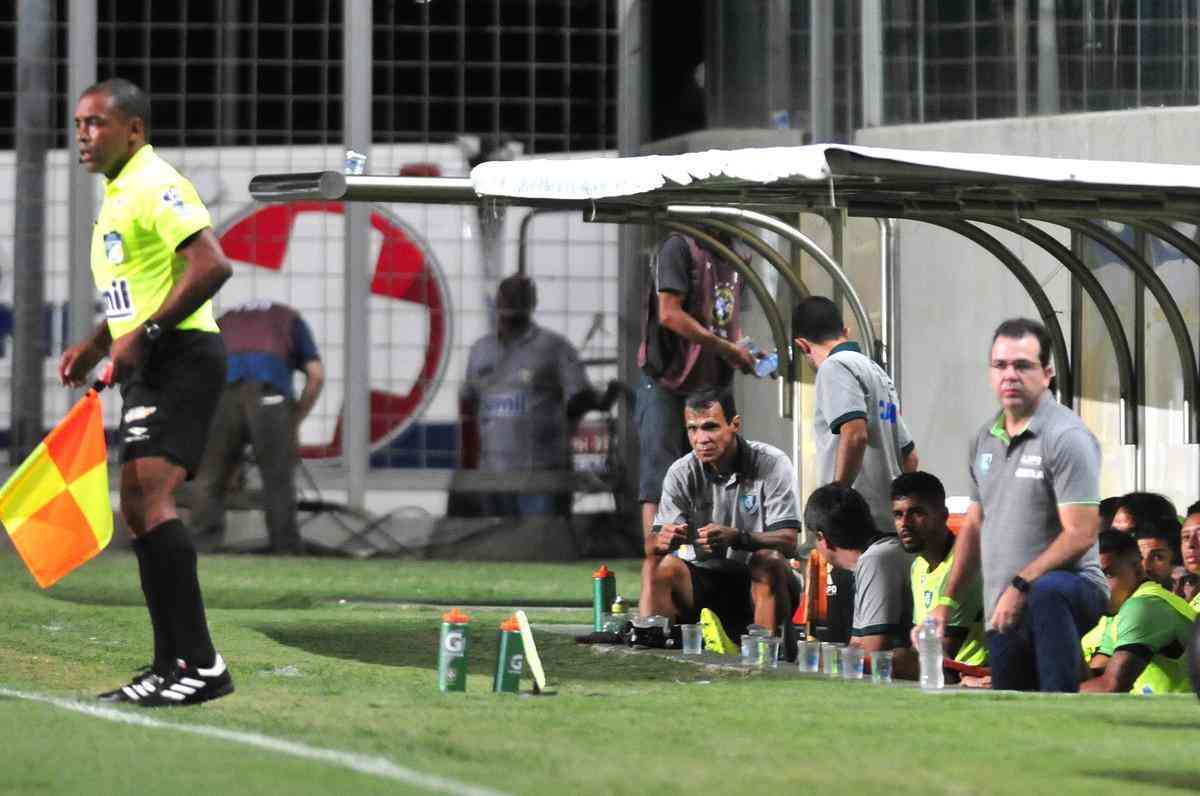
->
<box><xmin>91</xmin><ymin>145</ymin><xmax>219</xmax><ymax>339</ymax></box>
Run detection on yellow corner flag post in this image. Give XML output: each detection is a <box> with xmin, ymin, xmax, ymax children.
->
<box><xmin>0</xmin><ymin>383</ymin><xmax>112</xmax><ymax>588</ymax></box>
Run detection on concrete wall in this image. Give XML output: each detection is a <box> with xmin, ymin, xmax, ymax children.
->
<box><xmin>855</xmin><ymin>108</ymin><xmax>1200</xmax><ymax>509</ymax></box>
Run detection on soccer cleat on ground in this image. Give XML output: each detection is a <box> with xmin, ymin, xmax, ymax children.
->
<box><xmin>699</xmin><ymin>608</ymin><xmax>739</xmax><ymax>655</ymax></box>
<box><xmin>97</xmin><ymin>666</ymin><xmax>167</xmax><ymax>704</ymax></box>
<box><xmin>138</xmin><ymin>654</ymin><xmax>234</xmax><ymax>707</ymax></box>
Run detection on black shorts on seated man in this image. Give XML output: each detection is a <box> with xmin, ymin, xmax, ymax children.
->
<box><xmin>807</xmin><ymin>483</ymin><xmax>914</xmax><ymax>652</ymax></box>
<box><xmin>640</xmin><ymin>388</ymin><xmax>801</xmax><ymax>654</ymax></box>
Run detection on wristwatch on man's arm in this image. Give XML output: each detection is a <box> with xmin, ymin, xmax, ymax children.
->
<box><xmin>1011</xmin><ymin>574</ymin><xmax>1032</xmax><ymax>594</ymax></box>
<box><xmin>143</xmin><ymin>320</ymin><xmax>163</xmax><ymax>341</ymax></box>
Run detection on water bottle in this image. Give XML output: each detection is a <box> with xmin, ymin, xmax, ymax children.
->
<box><xmin>344</xmin><ymin>149</ymin><xmax>367</xmax><ymax>175</ymax></box>
<box><xmin>917</xmin><ymin>616</ymin><xmax>944</xmax><ymax>690</ymax></box>
<box><xmin>736</xmin><ymin>337</ymin><xmax>779</xmax><ymax>379</ymax></box>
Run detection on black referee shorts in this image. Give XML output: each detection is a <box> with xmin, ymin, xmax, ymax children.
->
<box><xmin>678</xmin><ymin>560</ymin><xmax>755</xmax><ymax>639</ymax></box>
<box><xmin>118</xmin><ymin>329</ymin><xmax>226</xmax><ymax>479</ymax></box>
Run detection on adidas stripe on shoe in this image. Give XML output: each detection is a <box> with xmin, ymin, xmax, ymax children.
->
<box><xmin>138</xmin><ymin>654</ymin><xmax>234</xmax><ymax>707</ymax></box>
<box><xmin>97</xmin><ymin>666</ymin><xmax>167</xmax><ymax>704</ymax></box>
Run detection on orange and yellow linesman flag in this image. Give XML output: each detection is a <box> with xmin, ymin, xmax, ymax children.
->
<box><xmin>0</xmin><ymin>386</ymin><xmax>112</xmax><ymax>588</ymax></box>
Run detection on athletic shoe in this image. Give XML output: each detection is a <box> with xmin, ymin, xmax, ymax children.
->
<box><xmin>699</xmin><ymin>608</ymin><xmax>738</xmax><ymax>655</ymax></box>
<box><xmin>138</xmin><ymin>654</ymin><xmax>234</xmax><ymax>707</ymax></box>
<box><xmin>96</xmin><ymin>665</ymin><xmax>166</xmax><ymax>704</ymax></box>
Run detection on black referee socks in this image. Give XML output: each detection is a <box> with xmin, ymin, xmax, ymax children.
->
<box><xmin>140</xmin><ymin>518</ymin><xmax>218</xmax><ymax>670</ymax></box>
<box><xmin>132</xmin><ymin>536</ymin><xmax>176</xmax><ymax>675</ymax></box>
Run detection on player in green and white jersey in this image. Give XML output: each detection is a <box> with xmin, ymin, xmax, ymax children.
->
<box><xmin>1181</xmin><ymin>502</ymin><xmax>1200</xmax><ymax>612</ymax></box>
<box><xmin>1082</xmin><ymin>531</ymin><xmax>1197</xmax><ymax>693</ymax></box>
<box><xmin>889</xmin><ymin>472</ymin><xmax>987</xmax><ymax>681</ymax></box>
<box><xmin>60</xmin><ymin>78</ymin><xmax>234</xmax><ymax>707</ymax></box>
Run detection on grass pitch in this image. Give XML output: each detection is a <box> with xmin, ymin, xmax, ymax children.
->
<box><xmin>1</xmin><ymin>547</ymin><xmax>1197</xmax><ymax>795</ymax></box>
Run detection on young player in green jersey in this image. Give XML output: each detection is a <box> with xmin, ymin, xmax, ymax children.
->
<box><xmin>1181</xmin><ymin>502</ymin><xmax>1199</xmax><ymax>612</ymax></box>
<box><xmin>890</xmin><ymin>472</ymin><xmax>987</xmax><ymax>682</ymax></box>
<box><xmin>1082</xmin><ymin>531</ymin><xmax>1197</xmax><ymax>694</ymax></box>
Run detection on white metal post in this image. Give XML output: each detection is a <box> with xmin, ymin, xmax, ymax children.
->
<box><xmin>343</xmin><ymin>3</ymin><xmax>372</xmax><ymax>509</ymax></box>
<box><xmin>67</xmin><ymin>0</ymin><xmax>97</xmax><ymax>382</ymax></box>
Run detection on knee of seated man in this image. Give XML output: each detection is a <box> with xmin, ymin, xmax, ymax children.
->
<box><xmin>1025</xmin><ymin>572</ymin><xmax>1072</xmax><ymax>610</ymax></box>
<box><xmin>749</xmin><ymin>549</ymin><xmax>787</xmax><ymax>580</ymax></box>
<box><xmin>651</xmin><ymin>554</ymin><xmax>688</xmax><ymax>585</ymax></box>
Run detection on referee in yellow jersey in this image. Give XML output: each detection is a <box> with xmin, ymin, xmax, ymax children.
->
<box><xmin>60</xmin><ymin>78</ymin><xmax>234</xmax><ymax>706</ymax></box>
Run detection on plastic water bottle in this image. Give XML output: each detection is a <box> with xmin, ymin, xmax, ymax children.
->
<box><xmin>737</xmin><ymin>337</ymin><xmax>779</xmax><ymax>379</ymax></box>
<box><xmin>754</xmin><ymin>350</ymin><xmax>779</xmax><ymax>379</ymax></box>
<box><xmin>344</xmin><ymin>149</ymin><xmax>367</xmax><ymax>175</ymax></box>
<box><xmin>917</xmin><ymin>616</ymin><xmax>944</xmax><ymax>690</ymax></box>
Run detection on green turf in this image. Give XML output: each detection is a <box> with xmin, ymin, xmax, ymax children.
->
<box><xmin>2</xmin><ymin>546</ymin><xmax>1198</xmax><ymax>795</ymax></box>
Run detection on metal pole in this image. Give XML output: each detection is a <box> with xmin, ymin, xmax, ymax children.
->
<box><xmin>917</xmin><ymin>0</ymin><xmax>925</xmax><ymax>122</ymax></box>
<box><xmin>67</xmin><ymin>0</ymin><xmax>97</xmax><ymax>398</ymax></box>
<box><xmin>342</xmin><ymin>2</ymin><xmax>372</xmax><ymax>509</ymax></box>
<box><xmin>218</xmin><ymin>0</ymin><xmax>241</xmax><ymax>145</ymax></box>
<box><xmin>1036</xmin><ymin>0</ymin><xmax>1060</xmax><ymax>114</ymax></box>
<box><xmin>877</xmin><ymin>218</ymin><xmax>899</xmax><ymax>386</ymax></box>
<box><xmin>1014</xmin><ymin>0</ymin><xmax>1027</xmax><ymax>116</ymax></box>
<box><xmin>11</xmin><ymin>0</ymin><xmax>54</xmax><ymax>464</ymax></box>
<box><xmin>810</xmin><ymin>0</ymin><xmax>835</xmax><ymax>141</ymax></box>
<box><xmin>860</xmin><ymin>0</ymin><xmax>884</xmax><ymax>128</ymax></box>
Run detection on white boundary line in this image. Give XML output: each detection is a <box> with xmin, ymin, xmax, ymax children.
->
<box><xmin>0</xmin><ymin>686</ymin><xmax>510</xmax><ymax>796</ymax></box>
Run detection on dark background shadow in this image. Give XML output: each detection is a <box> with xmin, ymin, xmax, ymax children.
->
<box><xmin>1083</xmin><ymin>771</ymin><xmax>1200</xmax><ymax>792</ymax></box>
<box><xmin>255</xmin><ymin>621</ymin><xmax>728</xmax><ymax>684</ymax></box>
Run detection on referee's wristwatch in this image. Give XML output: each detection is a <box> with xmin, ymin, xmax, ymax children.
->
<box><xmin>142</xmin><ymin>320</ymin><xmax>163</xmax><ymax>342</ymax></box>
<box><xmin>1011</xmin><ymin>574</ymin><xmax>1032</xmax><ymax>594</ymax></box>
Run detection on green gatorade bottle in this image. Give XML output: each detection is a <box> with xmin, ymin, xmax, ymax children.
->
<box><xmin>592</xmin><ymin>564</ymin><xmax>616</xmax><ymax>631</ymax></box>
<box><xmin>437</xmin><ymin>608</ymin><xmax>470</xmax><ymax>692</ymax></box>
<box><xmin>493</xmin><ymin>615</ymin><xmax>525</xmax><ymax>693</ymax></box>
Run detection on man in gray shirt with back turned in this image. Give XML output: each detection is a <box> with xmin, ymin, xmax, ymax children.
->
<box><xmin>807</xmin><ymin>483</ymin><xmax>913</xmax><ymax>652</ymax></box>
<box><xmin>930</xmin><ymin>318</ymin><xmax>1107</xmax><ymax>692</ymax></box>
<box><xmin>791</xmin><ymin>296</ymin><xmax>919</xmax><ymax>538</ymax></box>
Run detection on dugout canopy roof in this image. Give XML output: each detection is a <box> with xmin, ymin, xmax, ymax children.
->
<box><xmin>250</xmin><ymin>143</ymin><xmax>1200</xmax><ymax>443</ymax></box>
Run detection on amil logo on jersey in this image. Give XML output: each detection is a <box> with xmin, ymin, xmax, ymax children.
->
<box><xmin>102</xmin><ymin>278</ymin><xmax>135</xmax><ymax>320</ymax></box>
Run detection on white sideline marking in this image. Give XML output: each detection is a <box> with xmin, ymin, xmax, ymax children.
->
<box><xmin>0</xmin><ymin>687</ymin><xmax>510</xmax><ymax>796</ymax></box>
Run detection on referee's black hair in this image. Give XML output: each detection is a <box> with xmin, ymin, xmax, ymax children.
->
<box><xmin>792</xmin><ymin>295</ymin><xmax>844</xmax><ymax>344</ymax></box>
<box><xmin>991</xmin><ymin>317</ymin><xmax>1052</xmax><ymax>368</ymax></box>
<box><xmin>1187</xmin><ymin>500</ymin><xmax>1200</xmax><ymax>517</ymax></box>
<box><xmin>804</xmin><ymin>483</ymin><xmax>874</xmax><ymax>552</ymax></box>
<box><xmin>684</xmin><ymin>387</ymin><xmax>737</xmax><ymax>425</ymax></box>
<box><xmin>83</xmin><ymin>78</ymin><xmax>151</xmax><ymax>137</ymax></box>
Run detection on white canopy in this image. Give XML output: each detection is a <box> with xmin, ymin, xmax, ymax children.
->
<box><xmin>467</xmin><ymin>143</ymin><xmax>1200</xmax><ymax>215</ymax></box>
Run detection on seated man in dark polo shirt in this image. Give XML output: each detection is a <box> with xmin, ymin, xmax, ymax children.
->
<box><xmin>806</xmin><ymin>483</ymin><xmax>914</xmax><ymax>652</ymax></box>
<box><xmin>640</xmin><ymin>388</ymin><xmax>801</xmax><ymax>654</ymax></box>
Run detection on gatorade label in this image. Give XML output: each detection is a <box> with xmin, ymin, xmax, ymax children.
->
<box><xmin>493</xmin><ymin>626</ymin><xmax>525</xmax><ymax>693</ymax></box>
<box><xmin>438</xmin><ymin>610</ymin><xmax>470</xmax><ymax>692</ymax></box>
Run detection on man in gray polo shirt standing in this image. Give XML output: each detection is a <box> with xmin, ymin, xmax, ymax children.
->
<box><xmin>931</xmin><ymin>318</ymin><xmax>1107</xmax><ymax>692</ymax></box>
<box><xmin>459</xmin><ymin>274</ymin><xmax>618</xmax><ymax>516</ymax></box>
<box><xmin>792</xmin><ymin>296</ymin><xmax>918</xmax><ymax>538</ymax></box>
<box><xmin>641</xmin><ymin>388</ymin><xmax>801</xmax><ymax>648</ymax></box>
